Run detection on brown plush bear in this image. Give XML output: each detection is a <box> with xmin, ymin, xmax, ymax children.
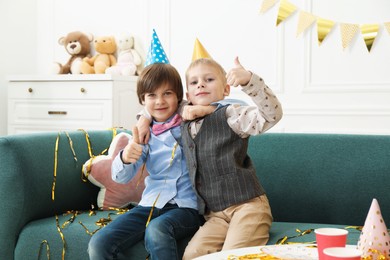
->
<box><xmin>81</xmin><ymin>36</ymin><xmax>117</xmax><ymax>74</ymax></box>
<box><xmin>53</xmin><ymin>31</ymin><xmax>93</xmax><ymax>74</ymax></box>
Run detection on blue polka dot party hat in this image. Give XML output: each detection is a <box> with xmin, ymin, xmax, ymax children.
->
<box><xmin>144</xmin><ymin>29</ymin><xmax>169</xmax><ymax>66</ymax></box>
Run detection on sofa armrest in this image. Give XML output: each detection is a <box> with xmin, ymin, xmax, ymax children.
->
<box><xmin>0</xmin><ymin>137</ymin><xmax>27</xmax><ymax>259</ymax></box>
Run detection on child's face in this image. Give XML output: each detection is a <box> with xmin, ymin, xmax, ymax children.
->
<box><xmin>142</xmin><ymin>83</ymin><xmax>179</xmax><ymax>122</ymax></box>
<box><xmin>186</xmin><ymin>64</ymin><xmax>230</xmax><ymax>106</ymax></box>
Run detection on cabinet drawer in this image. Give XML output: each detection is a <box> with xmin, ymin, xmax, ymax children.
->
<box><xmin>8</xmin><ymin>99</ymin><xmax>112</xmax><ymax>127</ymax></box>
<box><xmin>8</xmin><ymin>81</ymin><xmax>113</xmax><ymax>100</ymax></box>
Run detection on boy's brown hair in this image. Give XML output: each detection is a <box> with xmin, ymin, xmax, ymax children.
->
<box><xmin>137</xmin><ymin>63</ymin><xmax>183</xmax><ymax>104</ymax></box>
<box><xmin>185</xmin><ymin>58</ymin><xmax>227</xmax><ymax>86</ymax></box>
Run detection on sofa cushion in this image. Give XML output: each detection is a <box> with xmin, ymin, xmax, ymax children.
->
<box><xmin>267</xmin><ymin>222</ymin><xmax>361</xmax><ymax>246</ymax></box>
<box><xmin>82</xmin><ymin>132</ymin><xmax>148</xmax><ymax>210</ymax></box>
<box><xmin>15</xmin><ymin>209</ymin><xmax>192</xmax><ymax>260</ymax></box>
<box><xmin>14</xmin><ymin>210</ymin><xmax>148</xmax><ymax>259</ymax></box>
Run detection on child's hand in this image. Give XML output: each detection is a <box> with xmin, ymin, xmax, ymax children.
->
<box><xmin>121</xmin><ymin>127</ymin><xmax>143</xmax><ymax>164</ymax></box>
<box><xmin>182</xmin><ymin>105</ymin><xmax>216</xmax><ymax>121</ymax></box>
<box><xmin>226</xmin><ymin>56</ymin><xmax>252</xmax><ymax>87</ymax></box>
<box><xmin>136</xmin><ymin>115</ymin><xmax>151</xmax><ymax>144</ymax></box>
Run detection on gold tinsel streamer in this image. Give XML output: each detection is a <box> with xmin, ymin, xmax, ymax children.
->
<box><xmin>296</xmin><ymin>11</ymin><xmax>316</xmax><ymax>37</ymax></box>
<box><xmin>52</xmin><ymin>133</ymin><xmax>60</xmax><ymax>201</ymax></box>
<box><xmin>145</xmin><ymin>142</ymin><xmax>178</xmax><ymax>227</ymax></box>
<box><xmin>38</xmin><ymin>240</ymin><xmax>50</xmax><ymax>260</ymax></box>
<box><xmin>61</xmin><ymin>210</ymin><xmax>79</xmax><ymax>229</ymax></box>
<box><xmin>52</xmin><ymin>131</ymin><xmax>78</xmax><ymax>201</ymax></box>
<box><xmin>360</xmin><ymin>24</ymin><xmax>380</xmax><ymax>52</ymax></box>
<box><xmin>317</xmin><ymin>17</ymin><xmax>335</xmax><ymax>46</ymax></box>
<box><xmin>55</xmin><ymin>215</ymin><xmax>67</xmax><ymax>260</ymax></box>
<box><xmin>80</xmin><ymin>128</ymin><xmax>117</xmax><ymax>182</ymax></box>
<box><xmin>361</xmin><ymin>248</ymin><xmax>388</xmax><ymax>260</ymax></box>
<box><xmin>276</xmin><ymin>0</ymin><xmax>297</xmax><ymax>26</ymax></box>
<box><xmin>276</xmin><ymin>228</ymin><xmax>314</xmax><ymax>245</ymax></box>
<box><xmin>228</xmin><ymin>253</ymin><xmax>281</xmax><ymax>260</ymax></box>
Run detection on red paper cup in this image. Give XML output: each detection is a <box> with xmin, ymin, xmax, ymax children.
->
<box><xmin>315</xmin><ymin>228</ymin><xmax>348</xmax><ymax>260</ymax></box>
<box><xmin>323</xmin><ymin>247</ymin><xmax>362</xmax><ymax>260</ymax></box>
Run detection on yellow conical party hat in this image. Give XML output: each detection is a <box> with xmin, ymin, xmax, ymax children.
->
<box><xmin>192</xmin><ymin>38</ymin><xmax>212</xmax><ymax>61</ymax></box>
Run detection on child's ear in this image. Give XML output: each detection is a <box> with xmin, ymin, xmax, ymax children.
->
<box><xmin>223</xmin><ymin>84</ymin><xmax>230</xmax><ymax>96</ymax></box>
<box><xmin>186</xmin><ymin>92</ymin><xmax>191</xmax><ymax>103</ymax></box>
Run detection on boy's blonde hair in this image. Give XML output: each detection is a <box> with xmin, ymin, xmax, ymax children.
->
<box><xmin>185</xmin><ymin>58</ymin><xmax>227</xmax><ymax>86</ymax></box>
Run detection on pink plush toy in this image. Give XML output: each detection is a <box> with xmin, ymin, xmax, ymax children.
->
<box><xmin>106</xmin><ymin>33</ymin><xmax>144</xmax><ymax>76</ymax></box>
<box><xmin>82</xmin><ymin>132</ymin><xmax>147</xmax><ymax>210</ymax></box>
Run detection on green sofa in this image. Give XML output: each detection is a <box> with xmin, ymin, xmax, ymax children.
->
<box><xmin>1</xmin><ymin>130</ymin><xmax>389</xmax><ymax>259</ymax></box>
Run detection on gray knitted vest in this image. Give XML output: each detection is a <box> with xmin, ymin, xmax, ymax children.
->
<box><xmin>182</xmin><ymin>106</ymin><xmax>265</xmax><ymax>214</ymax></box>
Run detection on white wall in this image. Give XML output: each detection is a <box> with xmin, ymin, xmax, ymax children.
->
<box><xmin>2</xmin><ymin>0</ymin><xmax>390</xmax><ymax>135</ymax></box>
<box><xmin>0</xmin><ymin>0</ymin><xmax>38</xmax><ymax>135</ymax></box>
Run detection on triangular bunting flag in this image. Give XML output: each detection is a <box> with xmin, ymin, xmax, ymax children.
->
<box><xmin>276</xmin><ymin>0</ymin><xmax>297</xmax><ymax>26</ymax></box>
<box><xmin>385</xmin><ymin>22</ymin><xmax>390</xmax><ymax>35</ymax></box>
<box><xmin>260</xmin><ymin>0</ymin><xmax>278</xmax><ymax>14</ymax></box>
<box><xmin>192</xmin><ymin>38</ymin><xmax>212</xmax><ymax>61</ymax></box>
<box><xmin>340</xmin><ymin>23</ymin><xmax>359</xmax><ymax>50</ymax></box>
<box><xmin>296</xmin><ymin>11</ymin><xmax>317</xmax><ymax>37</ymax></box>
<box><xmin>317</xmin><ymin>17</ymin><xmax>336</xmax><ymax>46</ymax></box>
<box><xmin>360</xmin><ymin>24</ymin><xmax>380</xmax><ymax>52</ymax></box>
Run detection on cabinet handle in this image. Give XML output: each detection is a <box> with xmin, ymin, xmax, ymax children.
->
<box><xmin>28</xmin><ymin>88</ymin><xmax>33</xmax><ymax>93</ymax></box>
<box><xmin>48</xmin><ymin>111</ymin><xmax>67</xmax><ymax>115</ymax></box>
<box><xmin>80</xmin><ymin>88</ymin><xmax>86</xmax><ymax>93</ymax></box>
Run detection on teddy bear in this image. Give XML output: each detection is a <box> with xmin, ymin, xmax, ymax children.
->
<box><xmin>105</xmin><ymin>33</ymin><xmax>144</xmax><ymax>76</ymax></box>
<box><xmin>80</xmin><ymin>36</ymin><xmax>117</xmax><ymax>74</ymax></box>
<box><xmin>53</xmin><ymin>31</ymin><xmax>93</xmax><ymax>74</ymax></box>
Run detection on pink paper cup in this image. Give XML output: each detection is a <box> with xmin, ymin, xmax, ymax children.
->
<box><xmin>323</xmin><ymin>247</ymin><xmax>362</xmax><ymax>260</ymax></box>
<box><xmin>315</xmin><ymin>228</ymin><xmax>348</xmax><ymax>260</ymax></box>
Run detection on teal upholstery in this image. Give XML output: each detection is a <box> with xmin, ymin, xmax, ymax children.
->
<box><xmin>1</xmin><ymin>131</ymin><xmax>389</xmax><ymax>259</ymax></box>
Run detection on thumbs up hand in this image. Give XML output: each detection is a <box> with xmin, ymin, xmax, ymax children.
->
<box><xmin>121</xmin><ymin>126</ymin><xmax>143</xmax><ymax>164</ymax></box>
<box><xmin>226</xmin><ymin>56</ymin><xmax>252</xmax><ymax>87</ymax></box>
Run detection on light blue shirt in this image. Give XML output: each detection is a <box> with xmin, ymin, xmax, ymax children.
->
<box><xmin>112</xmin><ymin>121</ymin><xmax>198</xmax><ymax>210</ymax></box>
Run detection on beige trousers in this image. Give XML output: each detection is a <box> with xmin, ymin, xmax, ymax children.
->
<box><xmin>182</xmin><ymin>195</ymin><xmax>272</xmax><ymax>260</ymax></box>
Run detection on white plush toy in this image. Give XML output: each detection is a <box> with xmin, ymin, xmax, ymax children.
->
<box><xmin>106</xmin><ymin>33</ymin><xmax>144</xmax><ymax>76</ymax></box>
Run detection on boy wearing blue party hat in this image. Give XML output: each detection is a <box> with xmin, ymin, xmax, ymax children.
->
<box><xmin>88</xmin><ymin>30</ymin><xmax>203</xmax><ymax>260</ymax></box>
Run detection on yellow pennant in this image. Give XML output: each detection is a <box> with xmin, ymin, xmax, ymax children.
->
<box><xmin>384</xmin><ymin>22</ymin><xmax>390</xmax><ymax>35</ymax></box>
<box><xmin>360</xmin><ymin>24</ymin><xmax>380</xmax><ymax>52</ymax></box>
<box><xmin>340</xmin><ymin>23</ymin><xmax>359</xmax><ymax>50</ymax></box>
<box><xmin>317</xmin><ymin>18</ymin><xmax>335</xmax><ymax>46</ymax></box>
<box><xmin>276</xmin><ymin>0</ymin><xmax>297</xmax><ymax>26</ymax></box>
<box><xmin>260</xmin><ymin>0</ymin><xmax>278</xmax><ymax>14</ymax></box>
<box><xmin>296</xmin><ymin>11</ymin><xmax>316</xmax><ymax>37</ymax></box>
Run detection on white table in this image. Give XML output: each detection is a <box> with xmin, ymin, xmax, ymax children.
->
<box><xmin>193</xmin><ymin>244</ymin><xmax>320</xmax><ymax>260</ymax></box>
<box><xmin>193</xmin><ymin>244</ymin><xmax>359</xmax><ymax>260</ymax></box>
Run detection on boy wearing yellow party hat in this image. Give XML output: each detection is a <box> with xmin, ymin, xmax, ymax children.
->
<box><xmin>181</xmin><ymin>40</ymin><xmax>283</xmax><ymax>259</ymax></box>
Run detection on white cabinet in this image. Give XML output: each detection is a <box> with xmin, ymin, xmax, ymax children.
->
<box><xmin>8</xmin><ymin>74</ymin><xmax>143</xmax><ymax>135</ymax></box>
